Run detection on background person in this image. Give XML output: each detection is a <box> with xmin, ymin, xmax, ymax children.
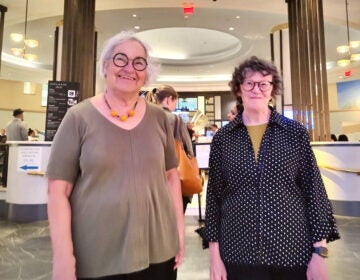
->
<box><xmin>147</xmin><ymin>85</ymin><xmax>195</xmax><ymax>213</ymax></box>
<box><xmin>338</xmin><ymin>134</ymin><xmax>349</xmax><ymax>141</ymax></box>
<box><xmin>187</xmin><ymin>122</ymin><xmax>199</xmax><ymax>142</ymax></box>
<box><xmin>46</xmin><ymin>31</ymin><xmax>184</xmax><ymax>280</ymax></box>
<box><xmin>204</xmin><ymin>56</ymin><xmax>340</xmax><ymax>280</ymax></box>
<box><xmin>28</xmin><ymin>128</ymin><xmax>38</xmax><ymax>141</ymax></box>
<box><xmin>210</xmin><ymin>124</ymin><xmax>218</xmax><ymax>135</ymax></box>
<box><xmin>226</xmin><ymin>103</ymin><xmax>239</xmax><ymax>122</ymax></box>
<box><xmin>5</xmin><ymin>108</ymin><xmax>28</xmax><ymax>141</ymax></box>
<box><xmin>0</xmin><ymin>128</ymin><xmax>6</xmax><ymax>143</ymax></box>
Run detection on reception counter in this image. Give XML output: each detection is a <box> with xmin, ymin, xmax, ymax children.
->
<box><xmin>0</xmin><ymin>141</ymin><xmax>359</xmax><ymax>222</ymax></box>
<box><xmin>312</xmin><ymin>142</ymin><xmax>360</xmax><ymax>217</ymax></box>
<box><xmin>4</xmin><ymin>141</ymin><xmax>51</xmax><ymax>222</ymax></box>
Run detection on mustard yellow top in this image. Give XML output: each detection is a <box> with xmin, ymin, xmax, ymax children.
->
<box><xmin>246</xmin><ymin>123</ymin><xmax>268</xmax><ymax>161</ymax></box>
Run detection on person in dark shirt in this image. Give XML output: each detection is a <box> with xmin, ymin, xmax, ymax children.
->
<box><xmin>187</xmin><ymin>122</ymin><xmax>199</xmax><ymax>142</ymax></box>
<box><xmin>338</xmin><ymin>134</ymin><xmax>349</xmax><ymax>141</ymax></box>
<box><xmin>210</xmin><ymin>124</ymin><xmax>218</xmax><ymax>135</ymax></box>
<box><xmin>0</xmin><ymin>128</ymin><xmax>6</xmax><ymax>143</ymax></box>
<box><xmin>204</xmin><ymin>56</ymin><xmax>339</xmax><ymax>280</ymax></box>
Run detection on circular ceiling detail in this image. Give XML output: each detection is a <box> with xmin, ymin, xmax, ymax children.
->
<box><xmin>136</xmin><ymin>27</ymin><xmax>242</xmax><ymax>65</ymax></box>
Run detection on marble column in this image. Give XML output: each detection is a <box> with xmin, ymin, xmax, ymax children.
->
<box><xmin>60</xmin><ymin>0</ymin><xmax>96</xmax><ymax>101</ymax></box>
<box><xmin>285</xmin><ymin>0</ymin><xmax>330</xmax><ymax>141</ymax></box>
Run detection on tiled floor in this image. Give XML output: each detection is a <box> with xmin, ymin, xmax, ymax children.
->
<box><xmin>0</xmin><ymin>214</ymin><xmax>359</xmax><ymax>280</ymax></box>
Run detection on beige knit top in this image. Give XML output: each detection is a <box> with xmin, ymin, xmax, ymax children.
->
<box><xmin>46</xmin><ymin>100</ymin><xmax>179</xmax><ymax>278</ymax></box>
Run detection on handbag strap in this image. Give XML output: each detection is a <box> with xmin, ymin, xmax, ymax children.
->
<box><xmin>174</xmin><ymin>115</ymin><xmax>191</xmax><ymax>155</ymax></box>
<box><xmin>174</xmin><ymin>114</ymin><xmax>179</xmax><ymax>138</ymax></box>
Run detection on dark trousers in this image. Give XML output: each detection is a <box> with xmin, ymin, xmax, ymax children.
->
<box><xmin>182</xmin><ymin>196</ymin><xmax>191</xmax><ymax>214</ymax></box>
<box><xmin>225</xmin><ymin>264</ymin><xmax>307</xmax><ymax>280</ymax></box>
<box><xmin>79</xmin><ymin>258</ymin><xmax>176</xmax><ymax>280</ymax></box>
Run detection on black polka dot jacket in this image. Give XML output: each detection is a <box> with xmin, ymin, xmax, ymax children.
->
<box><xmin>204</xmin><ymin>108</ymin><xmax>340</xmax><ymax>268</ymax></box>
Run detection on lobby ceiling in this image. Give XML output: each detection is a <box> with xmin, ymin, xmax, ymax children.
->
<box><xmin>0</xmin><ymin>0</ymin><xmax>360</xmax><ymax>91</ymax></box>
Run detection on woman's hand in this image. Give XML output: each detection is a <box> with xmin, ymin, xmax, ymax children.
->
<box><xmin>306</xmin><ymin>253</ymin><xmax>329</xmax><ymax>280</ymax></box>
<box><xmin>166</xmin><ymin>168</ymin><xmax>185</xmax><ymax>270</ymax></box>
<box><xmin>209</xmin><ymin>242</ymin><xmax>227</xmax><ymax>280</ymax></box>
<box><xmin>47</xmin><ymin>179</ymin><xmax>76</xmax><ymax>280</ymax></box>
<box><xmin>52</xmin><ymin>253</ymin><xmax>76</xmax><ymax>280</ymax></box>
<box><xmin>174</xmin><ymin>238</ymin><xmax>185</xmax><ymax>270</ymax></box>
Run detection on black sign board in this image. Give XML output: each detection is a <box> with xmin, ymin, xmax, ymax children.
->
<box><xmin>45</xmin><ymin>81</ymin><xmax>80</xmax><ymax>141</ymax></box>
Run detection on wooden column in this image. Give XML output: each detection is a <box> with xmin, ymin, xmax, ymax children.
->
<box><xmin>0</xmin><ymin>5</ymin><xmax>8</xmax><ymax>73</ymax></box>
<box><xmin>285</xmin><ymin>0</ymin><xmax>330</xmax><ymax>141</ymax></box>
<box><xmin>61</xmin><ymin>0</ymin><xmax>96</xmax><ymax>101</ymax></box>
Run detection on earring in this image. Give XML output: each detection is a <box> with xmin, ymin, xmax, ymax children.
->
<box><xmin>269</xmin><ymin>98</ymin><xmax>274</xmax><ymax>107</ymax></box>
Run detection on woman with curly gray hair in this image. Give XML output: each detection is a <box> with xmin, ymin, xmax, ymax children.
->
<box><xmin>204</xmin><ymin>56</ymin><xmax>339</xmax><ymax>280</ymax></box>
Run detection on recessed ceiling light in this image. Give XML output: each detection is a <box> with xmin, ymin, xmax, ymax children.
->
<box><xmin>184</xmin><ymin>15</ymin><xmax>189</xmax><ymax>19</ymax></box>
<box><xmin>229</xmin><ymin>27</ymin><xmax>235</xmax><ymax>31</ymax></box>
<box><xmin>236</xmin><ymin>16</ymin><xmax>240</xmax><ymax>19</ymax></box>
<box><xmin>149</xmin><ymin>50</ymin><xmax>187</xmax><ymax>60</ymax></box>
<box><xmin>243</xmin><ymin>33</ymin><xmax>266</xmax><ymax>40</ymax></box>
<box><xmin>132</xmin><ymin>14</ymin><xmax>137</xmax><ymax>18</ymax></box>
<box><xmin>134</xmin><ymin>26</ymin><xmax>140</xmax><ymax>30</ymax></box>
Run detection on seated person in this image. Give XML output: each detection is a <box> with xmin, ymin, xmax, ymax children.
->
<box><xmin>0</xmin><ymin>128</ymin><xmax>6</xmax><ymax>143</ymax></box>
<box><xmin>338</xmin><ymin>134</ymin><xmax>349</xmax><ymax>141</ymax></box>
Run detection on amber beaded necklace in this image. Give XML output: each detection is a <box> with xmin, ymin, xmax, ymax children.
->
<box><xmin>104</xmin><ymin>94</ymin><xmax>138</xmax><ymax>122</ymax></box>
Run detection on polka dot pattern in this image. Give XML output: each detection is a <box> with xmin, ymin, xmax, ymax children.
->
<box><xmin>204</xmin><ymin>109</ymin><xmax>340</xmax><ymax>268</ymax></box>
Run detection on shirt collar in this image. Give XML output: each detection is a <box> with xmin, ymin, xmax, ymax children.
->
<box><xmin>229</xmin><ymin>106</ymin><xmax>289</xmax><ymax>131</ymax></box>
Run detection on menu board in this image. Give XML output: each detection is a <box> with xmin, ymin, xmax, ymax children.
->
<box><xmin>45</xmin><ymin>81</ymin><xmax>80</xmax><ymax>141</ymax></box>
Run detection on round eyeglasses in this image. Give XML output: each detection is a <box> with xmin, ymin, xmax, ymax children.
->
<box><xmin>112</xmin><ymin>52</ymin><xmax>148</xmax><ymax>71</ymax></box>
<box><xmin>241</xmin><ymin>81</ymin><xmax>273</xmax><ymax>92</ymax></box>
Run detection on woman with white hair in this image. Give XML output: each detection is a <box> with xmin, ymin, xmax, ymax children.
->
<box><xmin>46</xmin><ymin>31</ymin><xmax>184</xmax><ymax>280</ymax></box>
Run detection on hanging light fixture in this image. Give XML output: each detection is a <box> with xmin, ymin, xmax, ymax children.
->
<box><xmin>9</xmin><ymin>0</ymin><xmax>38</xmax><ymax>61</ymax></box>
<box><xmin>336</xmin><ymin>0</ymin><xmax>360</xmax><ymax>67</ymax></box>
<box><xmin>10</xmin><ymin>33</ymin><xmax>23</xmax><ymax>42</ymax></box>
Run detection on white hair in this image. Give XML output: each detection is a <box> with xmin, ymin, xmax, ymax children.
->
<box><xmin>99</xmin><ymin>30</ymin><xmax>160</xmax><ymax>86</ymax></box>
